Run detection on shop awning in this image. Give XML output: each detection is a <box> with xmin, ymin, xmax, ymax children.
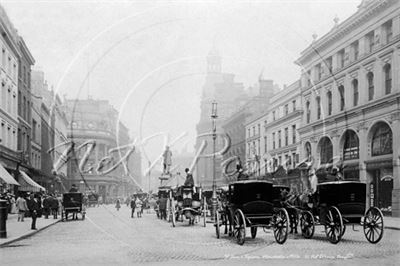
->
<box><xmin>0</xmin><ymin>163</ymin><xmax>20</xmax><ymax>185</ymax></box>
<box><xmin>18</xmin><ymin>170</ymin><xmax>46</xmax><ymax>192</ymax></box>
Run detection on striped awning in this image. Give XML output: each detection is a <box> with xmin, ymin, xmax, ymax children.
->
<box><xmin>0</xmin><ymin>163</ymin><xmax>20</xmax><ymax>185</ymax></box>
<box><xmin>18</xmin><ymin>170</ymin><xmax>46</xmax><ymax>192</ymax></box>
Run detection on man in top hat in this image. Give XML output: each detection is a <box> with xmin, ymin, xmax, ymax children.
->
<box><xmin>69</xmin><ymin>184</ymin><xmax>78</xmax><ymax>192</ymax></box>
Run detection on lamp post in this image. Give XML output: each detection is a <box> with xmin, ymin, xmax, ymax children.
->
<box><xmin>211</xmin><ymin>101</ymin><xmax>218</xmax><ymax>220</ymax></box>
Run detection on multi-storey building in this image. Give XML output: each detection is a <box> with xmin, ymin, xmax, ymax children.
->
<box><xmin>0</xmin><ymin>5</ymin><xmax>21</xmax><ymax>189</ymax></box>
<box><xmin>16</xmin><ymin>36</ymin><xmax>35</xmax><ymax>179</ymax></box>
<box><xmin>245</xmin><ymin>81</ymin><xmax>301</xmax><ymax>182</ymax></box>
<box><xmin>195</xmin><ymin>48</ymin><xmax>246</xmax><ymax>188</ymax></box>
<box><xmin>64</xmin><ymin>99</ymin><xmax>141</xmax><ymax>201</ymax></box>
<box><xmin>222</xmin><ymin>78</ymin><xmax>275</xmax><ymax>182</ymax></box>
<box><xmin>264</xmin><ymin>81</ymin><xmax>301</xmax><ymax>172</ymax></box>
<box><xmin>296</xmin><ymin>0</ymin><xmax>400</xmax><ymax>216</ymax></box>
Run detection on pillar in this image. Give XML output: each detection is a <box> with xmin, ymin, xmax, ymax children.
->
<box><xmin>391</xmin><ymin>116</ymin><xmax>400</xmax><ymax>217</ymax></box>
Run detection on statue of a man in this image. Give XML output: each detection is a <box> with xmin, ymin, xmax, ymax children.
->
<box><xmin>162</xmin><ymin>146</ymin><xmax>172</xmax><ymax>175</ymax></box>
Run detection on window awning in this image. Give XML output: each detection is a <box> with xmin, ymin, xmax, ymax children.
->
<box><xmin>18</xmin><ymin>170</ymin><xmax>46</xmax><ymax>192</ymax></box>
<box><xmin>0</xmin><ymin>164</ymin><xmax>20</xmax><ymax>186</ymax></box>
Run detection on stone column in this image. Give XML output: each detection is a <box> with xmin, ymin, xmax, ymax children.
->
<box><xmin>358</xmin><ymin>122</ymin><xmax>370</xmax><ymax>208</ymax></box>
<box><xmin>391</xmin><ymin>114</ymin><xmax>400</xmax><ymax>217</ymax></box>
<box><xmin>374</xmin><ymin>60</ymin><xmax>384</xmax><ymax>98</ymax></box>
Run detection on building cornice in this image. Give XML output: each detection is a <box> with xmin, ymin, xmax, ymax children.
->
<box><xmin>296</xmin><ymin>0</ymin><xmax>395</xmax><ymax>65</ymax></box>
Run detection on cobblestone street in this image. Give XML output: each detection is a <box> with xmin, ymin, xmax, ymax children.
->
<box><xmin>1</xmin><ymin>205</ymin><xmax>399</xmax><ymax>265</ymax></box>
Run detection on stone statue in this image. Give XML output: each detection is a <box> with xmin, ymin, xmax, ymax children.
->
<box><xmin>162</xmin><ymin>146</ymin><xmax>172</xmax><ymax>175</ymax></box>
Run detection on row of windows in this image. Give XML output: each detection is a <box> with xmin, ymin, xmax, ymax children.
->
<box><xmin>17</xmin><ymin>90</ymin><xmax>31</xmax><ymax>122</ymax></box>
<box><xmin>306</xmin><ymin>18</ymin><xmax>393</xmax><ymax>86</ymax></box>
<box><xmin>304</xmin><ymin>123</ymin><xmax>393</xmax><ymax>165</ymax></box>
<box><xmin>305</xmin><ymin>63</ymin><xmax>392</xmax><ymax>123</ymax></box>
<box><xmin>272</xmin><ymin>100</ymin><xmax>297</xmax><ymax>121</ymax></box>
<box><xmin>0</xmin><ymin>122</ymin><xmax>17</xmax><ymax>150</ymax></box>
<box><xmin>0</xmin><ymin>82</ymin><xmax>17</xmax><ymax>117</ymax></box>
<box><xmin>31</xmin><ymin>151</ymin><xmax>41</xmax><ymax>169</ymax></box>
<box><xmin>1</xmin><ymin>46</ymin><xmax>17</xmax><ymax>81</ymax></box>
<box><xmin>271</xmin><ymin>125</ymin><xmax>297</xmax><ymax>149</ymax></box>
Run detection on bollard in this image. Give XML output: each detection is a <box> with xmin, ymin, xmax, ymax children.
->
<box><xmin>0</xmin><ymin>199</ymin><xmax>7</xmax><ymax>238</ymax></box>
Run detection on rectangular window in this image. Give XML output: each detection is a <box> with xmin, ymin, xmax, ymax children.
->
<box><xmin>257</xmin><ymin>124</ymin><xmax>260</xmax><ymax>135</ymax></box>
<box><xmin>264</xmin><ymin>136</ymin><xmax>267</xmax><ymax>153</ymax></box>
<box><xmin>278</xmin><ymin>130</ymin><xmax>281</xmax><ymax>148</ymax></box>
<box><xmin>326</xmin><ymin>56</ymin><xmax>332</xmax><ymax>74</ymax></box>
<box><xmin>316</xmin><ymin>63</ymin><xmax>322</xmax><ymax>80</ymax></box>
<box><xmin>338</xmin><ymin>49</ymin><xmax>345</xmax><ymax>69</ymax></box>
<box><xmin>284</xmin><ymin>104</ymin><xmax>288</xmax><ymax>116</ymax></box>
<box><xmin>292</xmin><ymin>152</ymin><xmax>297</xmax><ymax>168</ymax></box>
<box><xmin>351</xmin><ymin>41</ymin><xmax>359</xmax><ymax>61</ymax></box>
<box><xmin>272</xmin><ymin>133</ymin><xmax>276</xmax><ymax>149</ymax></box>
<box><xmin>366</xmin><ymin>31</ymin><xmax>374</xmax><ymax>53</ymax></box>
<box><xmin>273</xmin><ymin>111</ymin><xmax>276</xmax><ymax>121</ymax></box>
<box><xmin>316</xmin><ymin>96</ymin><xmax>321</xmax><ymax>119</ymax></box>
<box><xmin>306</xmin><ymin>101</ymin><xmax>310</xmax><ymax>123</ymax></box>
<box><xmin>292</xmin><ymin>125</ymin><xmax>296</xmax><ymax>144</ymax></box>
<box><xmin>339</xmin><ymin>86</ymin><xmax>345</xmax><ymax>111</ymax></box>
<box><xmin>307</xmin><ymin>70</ymin><xmax>311</xmax><ymax>86</ymax></box>
<box><xmin>284</xmin><ymin>128</ymin><xmax>288</xmax><ymax>146</ymax></box>
<box><xmin>384</xmin><ymin>20</ymin><xmax>393</xmax><ymax>44</ymax></box>
<box><xmin>248</xmin><ymin>128</ymin><xmax>250</xmax><ymax>138</ymax></box>
<box><xmin>327</xmin><ymin>91</ymin><xmax>332</xmax><ymax>115</ymax></box>
<box><xmin>292</xmin><ymin>100</ymin><xmax>296</xmax><ymax>111</ymax></box>
<box><xmin>253</xmin><ymin>126</ymin><xmax>255</xmax><ymax>136</ymax></box>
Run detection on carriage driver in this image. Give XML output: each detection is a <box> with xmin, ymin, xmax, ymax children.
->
<box><xmin>184</xmin><ymin>168</ymin><xmax>194</xmax><ymax>187</ymax></box>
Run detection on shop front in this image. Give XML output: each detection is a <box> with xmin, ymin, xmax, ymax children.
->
<box><xmin>367</xmin><ymin>160</ymin><xmax>393</xmax><ymax>215</ymax></box>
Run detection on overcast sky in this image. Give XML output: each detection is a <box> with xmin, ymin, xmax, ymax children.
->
<box><xmin>1</xmin><ymin>0</ymin><xmax>360</xmax><ymax>166</ymax></box>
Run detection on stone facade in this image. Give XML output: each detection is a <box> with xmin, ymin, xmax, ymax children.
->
<box><xmin>296</xmin><ymin>0</ymin><xmax>400</xmax><ymax>216</ymax></box>
<box><xmin>64</xmin><ymin>99</ymin><xmax>141</xmax><ymax>201</ymax></box>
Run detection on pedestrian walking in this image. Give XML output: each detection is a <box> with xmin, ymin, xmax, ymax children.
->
<box><xmin>27</xmin><ymin>194</ymin><xmax>41</xmax><ymax>230</ymax></box>
<box><xmin>16</xmin><ymin>193</ymin><xmax>28</xmax><ymax>222</ymax></box>
<box><xmin>115</xmin><ymin>198</ymin><xmax>121</xmax><ymax>211</ymax></box>
<box><xmin>43</xmin><ymin>195</ymin><xmax>51</xmax><ymax>219</ymax></box>
<box><xmin>49</xmin><ymin>194</ymin><xmax>59</xmax><ymax>219</ymax></box>
<box><xmin>130</xmin><ymin>197</ymin><xmax>136</xmax><ymax>218</ymax></box>
<box><xmin>158</xmin><ymin>194</ymin><xmax>167</xmax><ymax>220</ymax></box>
<box><xmin>135</xmin><ymin>197</ymin><xmax>143</xmax><ymax>218</ymax></box>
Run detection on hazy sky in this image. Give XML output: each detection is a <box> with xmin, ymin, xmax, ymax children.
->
<box><xmin>2</xmin><ymin>0</ymin><xmax>360</xmax><ymax>164</ymax></box>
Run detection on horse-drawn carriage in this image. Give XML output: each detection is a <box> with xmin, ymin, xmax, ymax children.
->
<box><xmin>214</xmin><ymin>180</ymin><xmax>290</xmax><ymax>245</ymax></box>
<box><xmin>87</xmin><ymin>192</ymin><xmax>99</xmax><ymax>207</ymax></box>
<box><xmin>289</xmin><ymin>181</ymin><xmax>384</xmax><ymax>244</ymax></box>
<box><xmin>61</xmin><ymin>192</ymin><xmax>86</xmax><ymax>221</ymax></box>
<box><xmin>170</xmin><ymin>185</ymin><xmax>206</xmax><ymax>227</ymax></box>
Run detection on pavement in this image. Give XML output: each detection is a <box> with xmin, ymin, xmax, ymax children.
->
<box><xmin>1</xmin><ymin>207</ymin><xmax>399</xmax><ymax>248</ymax></box>
<box><xmin>1</xmin><ymin>205</ymin><xmax>399</xmax><ymax>265</ymax></box>
<box><xmin>0</xmin><ymin>212</ymin><xmax>61</xmax><ymax>247</ymax></box>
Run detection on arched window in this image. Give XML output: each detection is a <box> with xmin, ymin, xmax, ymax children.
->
<box><xmin>327</xmin><ymin>91</ymin><xmax>332</xmax><ymax>115</ymax></box>
<box><xmin>367</xmin><ymin>72</ymin><xmax>374</xmax><ymax>101</ymax></box>
<box><xmin>343</xmin><ymin>130</ymin><xmax>359</xmax><ymax>160</ymax></box>
<box><xmin>384</xmin><ymin>64</ymin><xmax>392</xmax><ymax>95</ymax></box>
<box><xmin>305</xmin><ymin>142</ymin><xmax>312</xmax><ymax>160</ymax></box>
<box><xmin>338</xmin><ymin>85</ymin><xmax>345</xmax><ymax>111</ymax></box>
<box><xmin>371</xmin><ymin>122</ymin><xmax>392</xmax><ymax>156</ymax></box>
<box><xmin>352</xmin><ymin>79</ymin><xmax>358</xmax><ymax>106</ymax></box>
<box><xmin>319</xmin><ymin>137</ymin><xmax>333</xmax><ymax>164</ymax></box>
<box><xmin>316</xmin><ymin>96</ymin><xmax>321</xmax><ymax>120</ymax></box>
<box><xmin>306</xmin><ymin>101</ymin><xmax>310</xmax><ymax>123</ymax></box>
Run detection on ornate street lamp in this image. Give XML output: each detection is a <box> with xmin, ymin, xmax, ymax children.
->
<box><xmin>211</xmin><ymin>101</ymin><xmax>218</xmax><ymax>219</ymax></box>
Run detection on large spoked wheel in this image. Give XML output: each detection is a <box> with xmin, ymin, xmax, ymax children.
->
<box><xmin>251</xmin><ymin>227</ymin><xmax>257</xmax><ymax>239</ymax></box>
<box><xmin>273</xmin><ymin>208</ymin><xmax>289</xmax><ymax>244</ymax></box>
<box><xmin>300</xmin><ymin>211</ymin><xmax>315</xmax><ymax>239</ymax></box>
<box><xmin>215</xmin><ymin>211</ymin><xmax>220</xmax><ymax>238</ymax></box>
<box><xmin>171</xmin><ymin>202</ymin><xmax>176</xmax><ymax>227</ymax></box>
<box><xmin>324</xmin><ymin>206</ymin><xmax>343</xmax><ymax>244</ymax></box>
<box><xmin>234</xmin><ymin>209</ymin><xmax>246</xmax><ymax>245</ymax></box>
<box><xmin>363</xmin><ymin>207</ymin><xmax>384</xmax><ymax>244</ymax></box>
